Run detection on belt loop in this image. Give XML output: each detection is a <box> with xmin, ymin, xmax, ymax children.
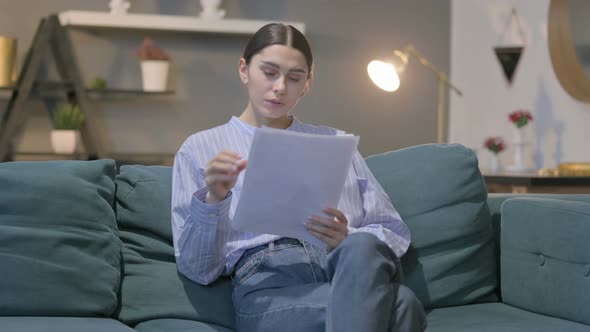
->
<box><xmin>269</xmin><ymin>241</ymin><xmax>275</xmax><ymax>252</ymax></box>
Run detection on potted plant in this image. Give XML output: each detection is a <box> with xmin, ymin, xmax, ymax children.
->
<box><xmin>135</xmin><ymin>37</ymin><xmax>170</xmax><ymax>92</ymax></box>
<box><xmin>507</xmin><ymin>109</ymin><xmax>534</xmax><ymax>172</ymax></box>
<box><xmin>51</xmin><ymin>102</ymin><xmax>85</xmax><ymax>154</ymax></box>
<box><xmin>90</xmin><ymin>77</ymin><xmax>107</xmax><ymax>90</ymax></box>
<box><xmin>483</xmin><ymin>136</ymin><xmax>506</xmax><ymax>172</ymax></box>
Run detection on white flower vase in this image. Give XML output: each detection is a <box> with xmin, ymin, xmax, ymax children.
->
<box><xmin>51</xmin><ymin>130</ymin><xmax>79</xmax><ymax>154</ymax></box>
<box><xmin>488</xmin><ymin>154</ymin><xmax>500</xmax><ymax>173</ymax></box>
<box><xmin>506</xmin><ymin>127</ymin><xmax>533</xmax><ymax>172</ymax></box>
<box><xmin>140</xmin><ymin>60</ymin><xmax>169</xmax><ymax>92</ymax></box>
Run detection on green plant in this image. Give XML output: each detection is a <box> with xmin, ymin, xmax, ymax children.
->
<box><xmin>90</xmin><ymin>77</ymin><xmax>107</xmax><ymax>89</ymax></box>
<box><xmin>508</xmin><ymin>110</ymin><xmax>533</xmax><ymax>128</ymax></box>
<box><xmin>135</xmin><ymin>37</ymin><xmax>170</xmax><ymax>61</ymax></box>
<box><xmin>483</xmin><ymin>137</ymin><xmax>506</xmax><ymax>154</ymax></box>
<box><xmin>53</xmin><ymin>102</ymin><xmax>85</xmax><ymax>130</ymax></box>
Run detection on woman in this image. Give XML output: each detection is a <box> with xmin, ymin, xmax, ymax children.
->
<box><xmin>171</xmin><ymin>23</ymin><xmax>426</xmax><ymax>331</ymax></box>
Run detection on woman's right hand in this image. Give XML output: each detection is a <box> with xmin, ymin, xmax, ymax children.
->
<box><xmin>205</xmin><ymin>150</ymin><xmax>248</xmax><ymax>203</ymax></box>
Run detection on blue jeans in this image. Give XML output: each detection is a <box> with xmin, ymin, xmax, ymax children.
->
<box><xmin>232</xmin><ymin>232</ymin><xmax>426</xmax><ymax>332</ymax></box>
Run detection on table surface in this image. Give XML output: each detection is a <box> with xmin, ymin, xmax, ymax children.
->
<box><xmin>482</xmin><ymin>172</ymin><xmax>590</xmax><ymax>186</ymax></box>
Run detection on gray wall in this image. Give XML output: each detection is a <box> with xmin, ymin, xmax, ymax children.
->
<box><xmin>0</xmin><ymin>0</ymin><xmax>450</xmax><ymax>157</ymax></box>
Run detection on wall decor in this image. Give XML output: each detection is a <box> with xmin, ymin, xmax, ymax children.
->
<box><xmin>493</xmin><ymin>8</ymin><xmax>526</xmax><ymax>85</ymax></box>
<box><xmin>548</xmin><ymin>0</ymin><xmax>590</xmax><ymax>102</ymax></box>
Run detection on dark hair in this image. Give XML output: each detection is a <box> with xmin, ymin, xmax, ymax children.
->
<box><xmin>242</xmin><ymin>23</ymin><xmax>313</xmax><ymax>74</ymax></box>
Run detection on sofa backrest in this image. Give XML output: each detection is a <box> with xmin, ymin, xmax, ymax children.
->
<box><xmin>116</xmin><ymin>143</ymin><xmax>497</xmax><ymax>318</ymax></box>
<box><xmin>501</xmin><ymin>197</ymin><xmax>590</xmax><ymax>326</ymax></box>
<box><xmin>365</xmin><ymin>143</ymin><xmax>497</xmax><ymax>309</ymax></box>
<box><xmin>0</xmin><ymin>159</ymin><xmax>121</xmax><ymax>317</ymax></box>
<box><xmin>114</xmin><ymin>165</ymin><xmax>235</xmax><ymax>329</ymax></box>
<box><xmin>487</xmin><ymin>193</ymin><xmax>590</xmax><ymax>300</ymax></box>
<box><xmin>0</xmin><ymin>144</ymin><xmax>497</xmax><ymax>322</ymax></box>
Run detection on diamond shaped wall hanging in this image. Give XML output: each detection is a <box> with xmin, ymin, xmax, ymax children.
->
<box><xmin>494</xmin><ymin>46</ymin><xmax>524</xmax><ymax>84</ymax></box>
<box><xmin>494</xmin><ymin>8</ymin><xmax>526</xmax><ymax>85</ymax></box>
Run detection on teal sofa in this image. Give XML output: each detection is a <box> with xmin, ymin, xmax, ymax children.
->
<box><xmin>1</xmin><ymin>144</ymin><xmax>589</xmax><ymax>332</ymax></box>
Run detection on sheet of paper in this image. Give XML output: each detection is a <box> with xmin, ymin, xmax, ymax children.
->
<box><xmin>232</xmin><ymin>126</ymin><xmax>360</xmax><ymax>248</ymax></box>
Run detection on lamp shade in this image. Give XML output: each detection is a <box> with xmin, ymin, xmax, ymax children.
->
<box><xmin>367</xmin><ymin>60</ymin><xmax>400</xmax><ymax>92</ymax></box>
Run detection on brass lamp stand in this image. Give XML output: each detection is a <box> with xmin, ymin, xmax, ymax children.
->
<box><xmin>368</xmin><ymin>45</ymin><xmax>463</xmax><ymax>143</ymax></box>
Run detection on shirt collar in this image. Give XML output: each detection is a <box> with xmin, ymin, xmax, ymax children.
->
<box><xmin>230</xmin><ymin>115</ymin><xmax>300</xmax><ymax>135</ymax></box>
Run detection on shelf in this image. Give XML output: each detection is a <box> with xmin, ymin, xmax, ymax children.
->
<box><xmin>86</xmin><ymin>88</ymin><xmax>174</xmax><ymax>96</ymax></box>
<box><xmin>108</xmin><ymin>152</ymin><xmax>175</xmax><ymax>166</ymax></box>
<box><xmin>58</xmin><ymin>10</ymin><xmax>306</xmax><ymax>34</ymax></box>
<box><xmin>12</xmin><ymin>152</ymin><xmax>89</xmax><ymax>161</ymax></box>
<box><xmin>12</xmin><ymin>151</ymin><xmax>174</xmax><ymax>166</ymax></box>
<box><xmin>37</xmin><ymin>81</ymin><xmax>174</xmax><ymax>94</ymax></box>
<box><xmin>0</xmin><ymin>81</ymin><xmax>174</xmax><ymax>100</ymax></box>
<box><xmin>0</xmin><ymin>86</ymin><xmax>14</xmax><ymax>100</ymax></box>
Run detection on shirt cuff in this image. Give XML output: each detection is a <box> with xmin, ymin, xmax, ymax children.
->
<box><xmin>347</xmin><ymin>225</ymin><xmax>360</xmax><ymax>234</ymax></box>
<box><xmin>191</xmin><ymin>187</ymin><xmax>232</xmax><ymax>225</ymax></box>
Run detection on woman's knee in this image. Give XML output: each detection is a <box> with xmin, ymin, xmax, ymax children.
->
<box><xmin>332</xmin><ymin>232</ymin><xmax>397</xmax><ymax>266</ymax></box>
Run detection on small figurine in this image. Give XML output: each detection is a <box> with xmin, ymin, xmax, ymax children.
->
<box><xmin>199</xmin><ymin>0</ymin><xmax>226</xmax><ymax>19</ymax></box>
<box><xmin>109</xmin><ymin>0</ymin><xmax>131</xmax><ymax>15</ymax></box>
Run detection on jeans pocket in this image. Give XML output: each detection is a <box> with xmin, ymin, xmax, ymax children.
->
<box><xmin>233</xmin><ymin>250</ymin><xmax>267</xmax><ymax>287</ymax></box>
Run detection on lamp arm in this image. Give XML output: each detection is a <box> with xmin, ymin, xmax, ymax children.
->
<box><xmin>405</xmin><ymin>45</ymin><xmax>463</xmax><ymax>97</ymax></box>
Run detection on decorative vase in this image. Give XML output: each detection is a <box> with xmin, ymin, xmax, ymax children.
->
<box><xmin>140</xmin><ymin>60</ymin><xmax>169</xmax><ymax>92</ymax></box>
<box><xmin>51</xmin><ymin>130</ymin><xmax>79</xmax><ymax>154</ymax></box>
<box><xmin>506</xmin><ymin>127</ymin><xmax>532</xmax><ymax>172</ymax></box>
<box><xmin>0</xmin><ymin>36</ymin><xmax>17</xmax><ymax>87</ymax></box>
<box><xmin>488</xmin><ymin>154</ymin><xmax>500</xmax><ymax>173</ymax></box>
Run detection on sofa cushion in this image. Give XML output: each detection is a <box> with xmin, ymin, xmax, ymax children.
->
<box><xmin>488</xmin><ymin>193</ymin><xmax>590</xmax><ymax>297</ymax></box>
<box><xmin>115</xmin><ymin>165</ymin><xmax>234</xmax><ymax>329</ymax></box>
<box><xmin>0</xmin><ymin>159</ymin><xmax>120</xmax><ymax>316</ymax></box>
<box><xmin>501</xmin><ymin>197</ymin><xmax>590</xmax><ymax>326</ymax></box>
<box><xmin>0</xmin><ymin>317</ymin><xmax>136</xmax><ymax>332</ymax></box>
<box><xmin>134</xmin><ymin>318</ymin><xmax>234</xmax><ymax>332</ymax></box>
<box><xmin>426</xmin><ymin>303</ymin><xmax>590</xmax><ymax>332</ymax></box>
<box><xmin>365</xmin><ymin>144</ymin><xmax>497</xmax><ymax>308</ymax></box>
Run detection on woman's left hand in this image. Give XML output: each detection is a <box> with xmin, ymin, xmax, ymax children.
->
<box><xmin>305</xmin><ymin>207</ymin><xmax>348</xmax><ymax>251</ymax></box>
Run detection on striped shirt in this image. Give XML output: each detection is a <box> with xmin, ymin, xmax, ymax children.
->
<box><xmin>171</xmin><ymin>116</ymin><xmax>411</xmax><ymax>285</ymax></box>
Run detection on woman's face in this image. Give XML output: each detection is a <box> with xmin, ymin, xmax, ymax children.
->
<box><xmin>239</xmin><ymin>44</ymin><xmax>311</xmax><ymax>120</ymax></box>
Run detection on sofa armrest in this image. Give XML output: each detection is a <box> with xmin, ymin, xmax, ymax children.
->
<box><xmin>487</xmin><ymin>194</ymin><xmax>590</xmax><ymax>301</ymax></box>
<box><xmin>501</xmin><ymin>197</ymin><xmax>590</xmax><ymax>326</ymax></box>
<box><xmin>488</xmin><ymin>194</ymin><xmax>590</xmax><ymax>217</ymax></box>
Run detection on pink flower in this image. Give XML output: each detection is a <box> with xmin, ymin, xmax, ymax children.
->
<box><xmin>508</xmin><ymin>110</ymin><xmax>533</xmax><ymax>128</ymax></box>
<box><xmin>135</xmin><ymin>37</ymin><xmax>170</xmax><ymax>61</ymax></box>
<box><xmin>484</xmin><ymin>137</ymin><xmax>506</xmax><ymax>154</ymax></box>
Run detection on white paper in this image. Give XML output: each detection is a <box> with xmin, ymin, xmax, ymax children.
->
<box><xmin>232</xmin><ymin>126</ymin><xmax>360</xmax><ymax>248</ymax></box>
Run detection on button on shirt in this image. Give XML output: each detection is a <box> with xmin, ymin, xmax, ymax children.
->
<box><xmin>171</xmin><ymin>116</ymin><xmax>411</xmax><ymax>285</ymax></box>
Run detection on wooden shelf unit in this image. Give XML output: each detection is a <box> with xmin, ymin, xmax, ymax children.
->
<box><xmin>1</xmin><ymin>12</ymin><xmax>306</xmax><ymax>164</ymax></box>
<box><xmin>58</xmin><ymin>10</ymin><xmax>306</xmax><ymax>34</ymax></box>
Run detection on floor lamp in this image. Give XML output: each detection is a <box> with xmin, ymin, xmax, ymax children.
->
<box><xmin>367</xmin><ymin>45</ymin><xmax>463</xmax><ymax>143</ymax></box>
